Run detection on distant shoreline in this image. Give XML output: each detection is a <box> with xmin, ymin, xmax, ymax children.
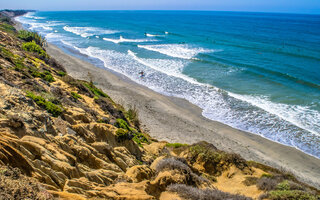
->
<box><xmin>13</xmin><ymin>13</ymin><xmax>320</xmax><ymax>189</ymax></box>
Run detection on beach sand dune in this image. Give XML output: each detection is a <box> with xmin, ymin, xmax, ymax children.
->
<box><xmin>46</xmin><ymin>43</ymin><xmax>320</xmax><ymax>188</ymax></box>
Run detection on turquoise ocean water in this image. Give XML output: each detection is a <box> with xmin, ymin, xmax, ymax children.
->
<box><xmin>16</xmin><ymin>11</ymin><xmax>320</xmax><ymax>158</ymax></box>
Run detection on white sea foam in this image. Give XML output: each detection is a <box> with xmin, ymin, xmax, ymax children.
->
<box><xmin>46</xmin><ymin>21</ymin><xmax>66</xmax><ymax>26</ymax></box>
<box><xmin>61</xmin><ymin>40</ymin><xmax>77</xmax><ymax>48</ymax></box>
<box><xmin>138</xmin><ymin>44</ymin><xmax>215</xmax><ymax>59</ymax></box>
<box><xmin>103</xmin><ymin>36</ymin><xmax>157</xmax><ymax>44</ymax></box>
<box><xmin>63</xmin><ymin>26</ymin><xmax>118</xmax><ymax>38</ymax></box>
<box><xmin>16</xmin><ymin>14</ymin><xmax>59</xmax><ymax>33</ymax></box>
<box><xmin>146</xmin><ymin>33</ymin><xmax>164</xmax><ymax>37</ymax></box>
<box><xmin>45</xmin><ymin>33</ymin><xmax>64</xmax><ymax>42</ymax></box>
<box><xmin>25</xmin><ymin>12</ymin><xmax>46</xmax><ymax>20</ymax></box>
<box><xmin>29</xmin><ymin>22</ymin><xmax>53</xmax><ymax>31</ymax></box>
<box><xmin>227</xmin><ymin>93</ymin><xmax>320</xmax><ymax>137</ymax></box>
<box><xmin>16</xmin><ymin>16</ymin><xmax>52</xmax><ymax>31</ymax></box>
<box><xmin>61</xmin><ymin>43</ymin><xmax>320</xmax><ymax>158</ymax></box>
<box><xmin>128</xmin><ymin>50</ymin><xmax>202</xmax><ymax>85</ymax></box>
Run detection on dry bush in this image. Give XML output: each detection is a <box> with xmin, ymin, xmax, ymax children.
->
<box><xmin>156</xmin><ymin>157</ymin><xmax>191</xmax><ymax>174</ymax></box>
<box><xmin>45</xmin><ymin>57</ymin><xmax>66</xmax><ymax>72</ymax></box>
<box><xmin>156</xmin><ymin>157</ymin><xmax>209</xmax><ymax>186</ymax></box>
<box><xmin>243</xmin><ymin>177</ymin><xmax>258</xmax><ymax>186</ymax></box>
<box><xmin>0</xmin><ymin>166</ymin><xmax>53</xmax><ymax>200</ymax></box>
<box><xmin>226</xmin><ymin>152</ymin><xmax>248</xmax><ymax>170</ymax></box>
<box><xmin>187</xmin><ymin>142</ymin><xmax>249</xmax><ymax>176</ymax></box>
<box><xmin>95</xmin><ymin>98</ymin><xmax>125</xmax><ymax>119</ymax></box>
<box><xmin>126</xmin><ymin>104</ymin><xmax>140</xmax><ymax>129</ymax></box>
<box><xmin>257</xmin><ymin>177</ymin><xmax>279</xmax><ymax>191</ymax></box>
<box><xmin>168</xmin><ymin>184</ymin><xmax>252</xmax><ymax>200</ymax></box>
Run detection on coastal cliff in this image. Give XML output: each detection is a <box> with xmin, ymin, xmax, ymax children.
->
<box><xmin>0</xmin><ymin>10</ymin><xmax>319</xmax><ymax>200</ymax></box>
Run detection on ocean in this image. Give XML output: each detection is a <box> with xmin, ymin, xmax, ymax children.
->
<box><xmin>16</xmin><ymin>11</ymin><xmax>320</xmax><ymax>158</ymax></box>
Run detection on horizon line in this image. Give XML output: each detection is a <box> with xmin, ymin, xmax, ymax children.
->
<box><xmin>23</xmin><ymin>9</ymin><xmax>320</xmax><ymax>16</ymax></box>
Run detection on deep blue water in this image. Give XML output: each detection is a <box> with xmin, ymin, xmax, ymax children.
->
<box><xmin>17</xmin><ymin>11</ymin><xmax>320</xmax><ymax>158</ymax></box>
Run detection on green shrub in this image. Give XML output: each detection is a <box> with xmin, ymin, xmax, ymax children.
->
<box><xmin>115</xmin><ymin>118</ymin><xmax>130</xmax><ymax>130</ymax></box>
<box><xmin>26</xmin><ymin>92</ymin><xmax>45</xmax><ymax>105</ymax></box>
<box><xmin>14</xmin><ymin>62</ymin><xmax>26</xmax><ymax>72</ymax></box>
<box><xmin>114</xmin><ymin>118</ymin><xmax>148</xmax><ymax>146</ymax></box>
<box><xmin>115</xmin><ymin>128</ymin><xmax>132</xmax><ymax>142</ymax></box>
<box><xmin>57</xmin><ymin>71</ymin><xmax>66</xmax><ymax>77</ymax></box>
<box><xmin>29</xmin><ymin>69</ymin><xmax>55</xmax><ymax>82</ymax></box>
<box><xmin>31</xmin><ymin>70</ymin><xmax>41</xmax><ymax>77</ymax></box>
<box><xmin>0</xmin><ymin>47</ymin><xmax>22</xmax><ymax>66</ymax></box>
<box><xmin>266</xmin><ymin>190</ymin><xmax>319</xmax><ymax>200</ymax></box>
<box><xmin>71</xmin><ymin>91</ymin><xmax>82</xmax><ymax>100</ymax></box>
<box><xmin>44</xmin><ymin>101</ymin><xmax>62</xmax><ymax>117</ymax></box>
<box><xmin>22</xmin><ymin>41</ymin><xmax>47</xmax><ymax>58</ymax></box>
<box><xmin>276</xmin><ymin>180</ymin><xmax>290</xmax><ymax>191</ymax></box>
<box><xmin>166</xmin><ymin>143</ymin><xmax>188</xmax><ymax>148</ymax></box>
<box><xmin>187</xmin><ymin>142</ymin><xmax>249</xmax><ymax>176</ymax></box>
<box><xmin>0</xmin><ymin>47</ymin><xmax>14</xmax><ymax>59</ymax></box>
<box><xmin>261</xmin><ymin>173</ymin><xmax>273</xmax><ymax>178</ymax></box>
<box><xmin>83</xmin><ymin>83</ymin><xmax>109</xmax><ymax>98</ymax></box>
<box><xmin>26</xmin><ymin>92</ymin><xmax>62</xmax><ymax>117</ymax></box>
<box><xmin>132</xmin><ymin>132</ymin><xmax>149</xmax><ymax>147</ymax></box>
<box><xmin>43</xmin><ymin>74</ymin><xmax>55</xmax><ymax>82</ymax></box>
<box><xmin>0</xmin><ymin>23</ymin><xmax>15</xmax><ymax>33</ymax></box>
<box><xmin>18</xmin><ymin>30</ymin><xmax>46</xmax><ymax>47</ymax></box>
<box><xmin>189</xmin><ymin>144</ymin><xmax>223</xmax><ymax>163</ymax></box>
<box><xmin>0</xmin><ymin>16</ymin><xmax>11</xmax><ymax>24</ymax></box>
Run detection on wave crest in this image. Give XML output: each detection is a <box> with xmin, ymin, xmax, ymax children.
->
<box><xmin>138</xmin><ymin>44</ymin><xmax>216</xmax><ymax>59</ymax></box>
<box><xmin>63</xmin><ymin>26</ymin><xmax>118</xmax><ymax>38</ymax></box>
<box><xmin>103</xmin><ymin>36</ymin><xmax>157</xmax><ymax>44</ymax></box>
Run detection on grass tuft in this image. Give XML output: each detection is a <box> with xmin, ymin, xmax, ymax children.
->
<box><xmin>115</xmin><ymin>128</ymin><xmax>132</xmax><ymax>142</ymax></box>
<box><xmin>83</xmin><ymin>83</ymin><xmax>109</xmax><ymax>98</ymax></box>
<box><xmin>57</xmin><ymin>71</ymin><xmax>66</xmax><ymax>77</ymax></box>
<box><xmin>125</xmin><ymin>105</ymin><xmax>140</xmax><ymax>129</ymax></box>
<box><xmin>22</xmin><ymin>41</ymin><xmax>48</xmax><ymax>59</ymax></box>
<box><xmin>168</xmin><ymin>184</ymin><xmax>252</xmax><ymax>200</ymax></box>
<box><xmin>115</xmin><ymin>118</ymin><xmax>130</xmax><ymax>130</ymax></box>
<box><xmin>264</xmin><ymin>190</ymin><xmax>319</xmax><ymax>200</ymax></box>
<box><xmin>71</xmin><ymin>91</ymin><xmax>82</xmax><ymax>100</ymax></box>
<box><xmin>26</xmin><ymin>91</ymin><xmax>62</xmax><ymax>117</ymax></box>
<box><xmin>18</xmin><ymin>30</ymin><xmax>46</xmax><ymax>47</ymax></box>
<box><xmin>0</xmin><ymin>23</ymin><xmax>15</xmax><ymax>33</ymax></box>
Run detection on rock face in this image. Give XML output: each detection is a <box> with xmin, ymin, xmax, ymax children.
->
<box><xmin>0</xmin><ymin>11</ymin><xmax>319</xmax><ymax>200</ymax></box>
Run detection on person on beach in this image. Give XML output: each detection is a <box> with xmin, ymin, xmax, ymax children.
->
<box><xmin>139</xmin><ymin>71</ymin><xmax>145</xmax><ymax>78</ymax></box>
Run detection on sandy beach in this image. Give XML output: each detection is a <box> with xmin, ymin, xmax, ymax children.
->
<box><xmin>45</xmin><ymin>43</ymin><xmax>320</xmax><ymax>188</ymax></box>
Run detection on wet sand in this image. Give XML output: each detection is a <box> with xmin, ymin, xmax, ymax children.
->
<box><xmin>46</xmin><ymin>43</ymin><xmax>320</xmax><ymax>189</ymax></box>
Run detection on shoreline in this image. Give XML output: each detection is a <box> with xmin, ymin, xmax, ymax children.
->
<box><xmin>45</xmin><ymin>43</ymin><xmax>320</xmax><ymax>188</ymax></box>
